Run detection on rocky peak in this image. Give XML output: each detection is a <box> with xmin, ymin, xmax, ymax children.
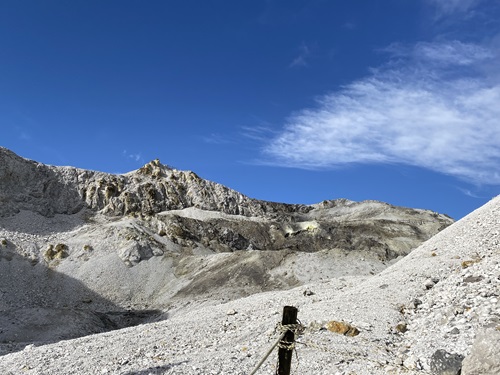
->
<box><xmin>0</xmin><ymin>148</ymin><xmax>454</xmax><ymax>263</ymax></box>
<box><xmin>0</xmin><ymin>149</ymin><xmax>308</xmax><ymax>219</ymax></box>
<box><xmin>0</xmin><ymin>147</ymin><xmax>459</xmax><ymax>357</ymax></box>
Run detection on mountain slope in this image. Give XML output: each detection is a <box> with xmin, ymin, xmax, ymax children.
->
<box><xmin>0</xmin><ymin>189</ymin><xmax>498</xmax><ymax>374</ymax></box>
<box><xmin>0</xmin><ymin>147</ymin><xmax>454</xmax><ymax>354</ymax></box>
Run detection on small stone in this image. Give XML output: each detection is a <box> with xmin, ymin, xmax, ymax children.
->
<box><xmin>325</xmin><ymin>321</ymin><xmax>360</xmax><ymax>337</ymax></box>
<box><xmin>462</xmin><ymin>259</ymin><xmax>479</xmax><ymax>269</ymax></box>
<box><xmin>357</xmin><ymin>321</ymin><xmax>373</xmax><ymax>330</ymax></box>
<box><xmin>303</xmin><ymin>288</ymin><xmax>315</xmax><ymax>296</ymax></box>
<box><xmin>463</xmin><ymin>275</ymin><xmax>484</xmax><ymax>283</ymax></box>
<box><xmin>395</xmin><ymin>322</ymin><xmax>408</xmax><ymax>333</ymax></box>
<box><xmin>454</xmin><ymin>306</ymin><xmax>465</xmax><ymax>315</ymax></box>
<box><xmin>424</xmin><ymin>279</ymin><xmax>436</xmax><ymax>290</ymax></box>
<box><xmin>308</xmin><ymin>321</ymin><xmax>325</xmax><ymax>331</ymax></box>
<box><xmin>403</xmin><ymin>355</ymin><xmax>418</xmax><ymax>370</ymax></box>
<box><xmin>226</xmin><ymin>309</ymin><xmax>237</xmax><ymax>316</ymax></box>
<box><xmin>430</xmin><ymin>349</ymin><xmax>464</xmax><ymax>375</ymax></box>
<box><xmin>414</xmin><ymin>298</ymin><xmax>423</xmax><ymax>308</ymax></box>
<box><xmin>450</xmin><ymin>327</ymin><xmax>460</xmax><ymax>335</ymax></box>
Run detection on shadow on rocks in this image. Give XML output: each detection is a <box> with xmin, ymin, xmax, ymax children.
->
<box><xmin>0</xmin><ymin>252</ymin><xmax>167</xmax><ymax>356</ymax></box>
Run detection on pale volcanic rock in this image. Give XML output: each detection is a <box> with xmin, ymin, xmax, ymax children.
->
<box><xmin>2</xmin><ymin>148</ymin><xmax>497</xmax><ymax>374</ymax></box>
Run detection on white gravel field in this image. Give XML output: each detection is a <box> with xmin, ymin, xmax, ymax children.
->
<box><xmin>1</xmin><ymin>196</ymin><xmax>498</xmax><ymax>374</ymax></box>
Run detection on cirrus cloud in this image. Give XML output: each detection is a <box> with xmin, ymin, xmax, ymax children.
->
<box><xmin>263</xmin><ymin>40</ymin><xmax>500</xmax><ymax>185</ymax></box>
<box><xmin>426</xmin><ymin>0</ymin><xmax>481</xmax><ymax>17</ymax></box>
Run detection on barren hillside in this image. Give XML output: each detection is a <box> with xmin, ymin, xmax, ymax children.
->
<box><xmin>2</xmin><ymin>148</ymin><xmax>488</xmax><ymax>375</ymax></box>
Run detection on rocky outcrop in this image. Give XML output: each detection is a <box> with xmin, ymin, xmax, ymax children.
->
<box><xmin>0</xmin><ymin>147</ymin><xmax>456</xmax><ymax>353</ymax></box>
<box><xmin>0</xmin><ymin>147</ymin><xmax>453</xmax><ymax>262</ymax></box>
<box><xmin>0</xmin><ymin>148</ymin><xmax>84</xmax><ymax>217</ymax></box>
<box><xmin>0</xmin><ymin>148</ymin><xmax>308</xmax><ymax>218</ymax></box>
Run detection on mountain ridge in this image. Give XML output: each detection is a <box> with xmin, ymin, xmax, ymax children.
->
<box><xmin>0</xmin><ymin>147</ymin><xmax>452</xmax><ymax>220</ymax></box>
<box><xmin>0</xmin><ymin>147</ymin><xmax>456</xmax><ymax>359</ymax></box>
<box><xmin>0</xmin><ymin>147</ymin><xmax>311</xmax><ymax>219</ymax></box>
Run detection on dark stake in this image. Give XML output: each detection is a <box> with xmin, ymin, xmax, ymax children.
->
<box><xmin>277</xmin><ymin>305</ymin><xmax>298</xmax><ymax>375</ymax></box>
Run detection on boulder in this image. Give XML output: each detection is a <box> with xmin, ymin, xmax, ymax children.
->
<box><xmin>461</xmin><ymin>328</ymin><xmax>500</xmax><ymax>375</ymax></box>
<box><xmin>430</xmin><ymin>349</ymin><xmax>464</xmax><ymax>375</ymax></box>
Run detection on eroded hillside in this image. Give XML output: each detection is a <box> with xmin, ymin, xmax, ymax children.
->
<box><xmin>0</xmin><ymin>147</ymin><xmax>454</xmax><ymax>353</ymax></box>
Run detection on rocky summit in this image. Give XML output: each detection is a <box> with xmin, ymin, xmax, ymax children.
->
<box><xmin>1</xmin><ymin>147</ymin><xmax>496</xmax><ymax>375</ymax></box>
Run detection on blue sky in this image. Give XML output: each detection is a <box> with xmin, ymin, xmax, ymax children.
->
<box><xmin>1</xmin><ymin>0</ymin><xmax>499</xmax><ymax>219</ymax></box>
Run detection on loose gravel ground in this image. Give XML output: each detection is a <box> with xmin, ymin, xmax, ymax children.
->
<box><xmin>1</xmin><ymin>196</ymin><xmax>499</xmax><ymax>374</ymax></box>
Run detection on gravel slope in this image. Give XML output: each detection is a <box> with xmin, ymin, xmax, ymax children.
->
<box><xmin>1</xmin><ymin>196</ymin><xmax>498</xmax><ymax>374</ymax></box>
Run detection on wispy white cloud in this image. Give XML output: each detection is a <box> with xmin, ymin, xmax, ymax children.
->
<box><xmin>385</xmin><ymin>41</ymin><xmax>493</xmax><ymax>67</ymax></box>
<box><xmin>456</xmin><ymin>186</ymin><xmax>489</xmax><ymax>198</ymax></box>
<box><xmin>19</xmin><ymin>132</ymin><xmax>31</xmax><ymax>141</ymax></box>
<box><xmin>241</xmin><ymin>125</ymin><xmax>278</xmax><ymax>142</ymax></box>
<box><xmin>264</xmin><ymin>39</ymin><xmax>500</xmax><ymax>185</ymax></box>
<box><xmin>122</xmin><ymin>150</ymin><xmax>144</xmax><ymax>163</ymax></box>
<box><xmin>426</xmin><ymin>0</ymin><xmax>481</xmax><ymax>17</ymax></box>
<box><xmin>16</xmin><ymin>128</ymin><xmax>32</xmax><ymax>141</ymax></box>
<box><xmin>12</xmin><ymin>124</ymin><xmax>33</xmax><ymax>142</ymax></box>
<box><xmin>342</xmin><ymin>21</ymin><xmax>357</xmax><ymax>30</ymax></box>
<box><xmin>203</xmin><ymin>133</ymin><xmax>233</xmax><ymax>145</ymax></box>
<box><xmin>289</xmin><ymin>43</ymin><xmax>311</xmax><ymax>68</ymax></box>
<box><xmin>203</xmin><ymin>125</ymin><xmax>278</xmax><ymax>146</ymax></box>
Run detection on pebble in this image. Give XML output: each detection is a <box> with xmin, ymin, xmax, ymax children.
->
<box><xmin>424</xmin><ymin>279</ymin><xmax>436</xmax><ymax>289</ymax></box>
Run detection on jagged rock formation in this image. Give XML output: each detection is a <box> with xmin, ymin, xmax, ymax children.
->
<box><xmin>0</xmin><ymin>147</ymin><xmax>306</xmax><ymax>218</ymax></box>
<box><xmin>0</xmin><ymin>147</ymin><xmax>454</xmax><ymax>352</ymax></box>
<box><xmin>0</xmin><ymin>147</ymin><xmax>451</xmax><ymax>259</ymax></box>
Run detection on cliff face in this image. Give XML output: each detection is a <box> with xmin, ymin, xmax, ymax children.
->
<box><xmin>0</xmin><ymin>147</ymin><xmax>453</xmax><ymax>267</ymax></box>
<box><xmin>0</xmin><ymin>147</ymin><xmax>454</xmax><ymax>350</ymax></box>
<box><xmin>0</xmin><ymin>147</ymin><xmax>308</xmax><ymax>218</ymax></box>
<box><xmin>0</xmin><ymin>147</ymin><xmax>452</xmax><ymax>261</ymax></box>
<box><xmin>0</xmin><ymin>148</ymin><xmax>85</xmax><ymax>217</ymax></box>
